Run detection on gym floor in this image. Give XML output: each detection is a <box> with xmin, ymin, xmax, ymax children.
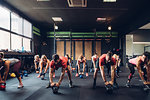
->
<box><xmin>0</xmin><ymin>67</ymin><xmax>150</xmax><ymax>100</ymax></box>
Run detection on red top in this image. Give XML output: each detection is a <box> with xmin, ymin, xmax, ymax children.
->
<box><xmin>99</xmin><ymin>54</ymin><xmax>116</xmax><ymax>66</ymax></box>
<box><xmin>77</xmin><ymin>57</ymin><xmax>86</xmax><ymax>65</ymax></box>
<box><xmin>50</xmin><ymin>56</ymin><xmax>68</xmax><ymax>70</ymax></box>
<box><xmin>92</xmin><ymin>55</ymin><xmax>99</xmax><ymax>62</ymax></box>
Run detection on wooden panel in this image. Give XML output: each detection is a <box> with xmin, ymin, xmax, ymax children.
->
<box><xmin>75</xmin><ymin>41</ymin><xmax>83</xmax><ymax>60</ymax></box>
<box><xmin>66</xmin><ymin>41</ymin><xmax>74</xmax><ymax>57</ymax></box>
<box><xmin>56</xmin><ymin>41</ymin><xmax>64</xmax><ymax>56</ymax></box>
<box><xmin>85</xmin><ymin>41</ymin><xmax>92</xmax><ymax>60</ymax></box>
<box><xmin>96</xmin><ymin>41</ymin><xmax>101</xmax><ymax>57</ymax></box>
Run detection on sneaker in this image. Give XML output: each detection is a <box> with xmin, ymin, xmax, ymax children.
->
<box><xmin>75</xmin><ymin>73</ymin><xmax>79</xmax><ymax>77</ymax></box>
<box><xmin>53</xmin><ymin>74</ymin><xmax>55</xmax><ymax>78</ymax></box>
<box><xmin>113</xmin><ymin>82</ymin><xmax>119</xmax><ymax>89</ymax></box>
<box><xmin>125</xmin><ymin>82</ymin><xmax>131</xmax><ymax>88</ymax></box>
<box><xmin>86</xmin><ymin>73</ymin><xmax>88</xmax><ymax>77</ymax></box>
<box><xmin>18</xmin><ymin>84</ymin><xmax>24</xmax><ymax>89</ymax></box>
<box><xmin>69</xmin><ymin>81</ymin><xmax>73</xmax><ymax>88</ymax></box>
<box><xmin>93</xmin><ymin>80</ymin><xmax>96</xmax><ymax>89</ymax></box>
<box><xmin>37</xmin><ymin>75</ymin><xmax>40</xmax><ymax>78</ymax></box>
<box><xmin>116</xmin><ymin>74</ymin><xmax>120</xmax><ymax>78</ymax></box>
<box><xmin>46</xmin><ymin>83</ymin><xmax>51</xmax><ymax>88</ymax></box>
<box><xmin>90</xmin><ymin>69</ymin><xmax>93</xmax><ymax>73</ymax></box>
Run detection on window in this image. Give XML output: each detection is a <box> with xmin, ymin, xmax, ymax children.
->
<box><xmin>11</xmin><ymin>13</ymin><xmax>23</xmax><ymax>34</ymax></box>
<box><xmin>23</xmin><ymin>38</ymin><xmax>31</xmax><ymax>51</ymax></box>
<box><xmin>11</xmin><ymin>34</ymin><xmax>22</xmax><ymax>50</ymax></box>
<box><xmin>0</xmin><ymin>6</ymin><xmax>10</xmax><ymax>30</ymax></box>
<box><xmin>23</xmin><ymin>19</ymin><xmax>32</xmax><ymax>38</ymax></box>
<box><xmin>0</xmin><ymin>30</ymin><xmax>10</xmax><ymax>50</ymax></box>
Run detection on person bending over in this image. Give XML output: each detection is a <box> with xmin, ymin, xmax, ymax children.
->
<box><xmin>49</xmin><ymin>54</ymin><xmax>73</xmax><ymax>88</ymax></box>
<box><xmin>75</xmin><ymin>55</ymin><xmax>88</xmax><ymax>77</ymax></box>
<box><xmin>93</xmin><ymin>51</ymin><xmax>116</xmax><ymax>89</ymax></box>
<box><xmin>90</xmin><ymin>52</ymin><xmax>99</xmax><ymax>72</ymax></box>
<box><xmin>0</xmin><ymin>52</ymin><xmax>23</xmax><ymax>88</ymax></box>
<box><xmin>34</xmin><ymin>55</ymin><xmax>40</xmax><ymax>73</ymax></box>
<box><xmin>37</xmin><ymin>55</ymin><xmax>51</xmax><ymax>78</ymax></box>
<box><xmin>126</xmin><ymin>52</ymin><xmax>150</xmax><ymax>87</ymax></box>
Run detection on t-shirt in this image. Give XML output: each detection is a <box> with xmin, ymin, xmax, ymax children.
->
<box><xmin>50</xmin><ymin>56</ymin><xmax>68</xmax><ymax>70</ymax></box>
<box><xmin>99</xmin><ymin>54</ymin><xmax>116</xmax><ymax>66</ymax></box>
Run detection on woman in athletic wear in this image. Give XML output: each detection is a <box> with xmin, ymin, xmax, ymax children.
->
<box><xmin>0</xmin><ymin>52</ymin><xmax>23</xmax><ymax>88</ymax></box>
<box><xmin>126</xmin><ymin>52</ymin><xmax>150</xmax><ymax>87</ymax></box>
<box><xmin>34</xmin><ymin>55</ymin><xmax>40</xmax><ymax>73</ymax></box>
<box><xmin>75</xmin><ymin>55</ymin><xmax>88</xmax><ymax>77</ymax></box>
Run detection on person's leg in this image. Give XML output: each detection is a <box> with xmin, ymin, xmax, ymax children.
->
<box><xmin>93</xmin><ymin>68</ymin><xmax>99</xmax><ymax>89</ymax></box>
<box><xmin>106</xmin><ymin>63</ymin><xmax>111</xmax><ymax>77</ymax></box>
<box><xmin>75</xmin><ymin>65</ymin><xmax>79</xmax><ymax>77</ymax></box>
<box><xmin>90</xmin><ymin>61</ymin><xmax>94</xmax><ymax>72</ymax></box>
<box><xmin>66</xmin><ymin>67</ymin><xmax>73</xmax><ymax>88</ymax></box>
<box><xmin>13</xmin><ymin>61</ymin><xmax>23</xmax><ymax>88</ymax></box>
<box><xmin>141</xmin><ymin>66</ymin><xmax>147</xmax><ymax>81</ymax></box>
<box><xmin>85</xmin><ymin>63</ymin><xmax>88</xmax><ymax>76</ymax></box>
<box><xmin>126</xmin><ymin>63</ymin><xmax>135</xmax><ymax>87</ymax></box>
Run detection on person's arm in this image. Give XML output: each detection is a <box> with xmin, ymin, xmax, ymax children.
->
<box><xmin>34</xmin><ymin>60</ymin><xmax>38</xmax><ymax>70</ymax></box>
<box><xmin>3</xmin><ymin>61</ymin><xmax>10</xmax><ymax>82</ymax></box>
<box><xmin>57</xmin><ymin>67</ymin><xmax>65</xmax><ymax>86</ymax></box>
<box><xmin>83</xmin><ymin>60</ymin><xmax>86</xmax><ymax>73</ymax></box>
<box><xmin>92</xmin><ymin>57</ymin><xmax>96</xmax><ymax>69</ymax></box>
<box><xmin>50</xmin><ymin>67</ymin><xmax>55</xmax><ymax>85</ymax></box>
<box><xmin>136</xmin><ymin>59</ymin><xmax>145</xmax><ymax>83</ymax></box>
<box><xmin>100</xmin><ymin>65</ymin><xmax>107</xmax><ymax>83</ymax></box>
<box><xmin>39</xmin><ymin>62</ymin><xmax>43</xmax><ymax>75</ymax></box>
<box><xmin>77</xmin><ymin>60</ymin><xmax>80</xmax><ymax>74</ymax></box>
<box><xmin>44</xmin><ymin>60</ymin><xmax>50</xmax><ymax>73</ymax></box>
<box><xmin>110</xmin><ymin>65</ymin><xmax>115</xmax><ymax>85</ymax></box>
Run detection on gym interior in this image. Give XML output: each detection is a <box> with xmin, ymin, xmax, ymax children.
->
<box><xmin>0</xmin><ymin>0</ymin><xmax>150</xmax><ymax>100</ymax></box>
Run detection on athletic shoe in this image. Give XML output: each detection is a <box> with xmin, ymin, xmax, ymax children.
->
<box><xmin>75</xmin><ymin>73</ymin><xmax>79</xmax><ymax>77</ymax></box>
<box><xmin>53</xmin><ymin>73</ymin><xmax>55</xmax><ymax>78</ymax></box>
<box><xmin>125</xmin><ymin>82</ymin><xmax>131</xmax><ymax>88</ymax></box>
<box><xmin>93</xmin><ymin>80</ymin><xmax>96</xmax><ymax>89</ymax></box>
<box><xmin>69</xmin><ymin>81</ymin><xmax>73</xmax><ymax>88</ymax></box>
<box><xmin>46</xmin><ymin>83</ymin><xmax>51</xmax><ymax>88</ymax></box>
<box><xmin>18</xmin><ymin>84</ymin><xmax>24</xmax><ymax>89</ymax></box>
<box><xmin>86</xmin><ymin>73</ymin><xmax>89</xmax><ymax>77</ymax></box>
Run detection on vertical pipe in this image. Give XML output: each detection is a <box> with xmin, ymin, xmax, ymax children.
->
<box><xmin>54</xmin><ymin>23</ymin><xmax>56</xmax><ymax>54</ymax></box>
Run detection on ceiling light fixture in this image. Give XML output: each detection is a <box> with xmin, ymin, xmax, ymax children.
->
<box><xmin>52</xmin><ymin>17</ymin><xmax>63</xmax><ymax>22</ymax></box>
<box><xmin>67</xmin><ymin>0</ymin><xmax>87</xmax><ymax>7</ymax></box>
<box><xmin>96</xmin><ymin>17</ymin><xmax>106</xmax><ymax>22</ymax></box>
<box><xmin>108</xmin><ymin>26</ymin><xmax>112</xmax><ymax>31</ymax></box>
<box><xmin>103</xmin><ymin>0</ymin><xmax>116</xmax><ymax>2</ymax></box>
<box><xmin>55</xmin><ymin>25</ymin><xmax>58</xmax><ymax>30</ymax></box>
<box><xmin>37</xmin><ymin>0</ymin><xmax>50</xmax><ymax>1</ymax></box>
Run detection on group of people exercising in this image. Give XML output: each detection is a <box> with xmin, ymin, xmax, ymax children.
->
<box><xmin>0</xmin><ymin>50</ymin><xmax>150</xmax><ymax>93</ymax></box>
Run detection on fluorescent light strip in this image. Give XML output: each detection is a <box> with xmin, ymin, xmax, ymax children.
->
<box><xmin>52</xmin><ymin>17</ymin><xmax>63</xmax><ymax>22</ymax></box>
<box><xmin>103</xmin><ymin>0</ymin><xmax>116</xmax><ymax>2</ymax></box>
<box><xmin>37</xmin><ymin>0</ymin><xmax>50</xmax><ymax>1</ymax></box>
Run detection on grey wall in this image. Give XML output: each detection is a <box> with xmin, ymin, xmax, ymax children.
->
<box><xmin>131</xmin><ymin>30</ymin><xmax>150</xmax><ymax>42</ymax></box>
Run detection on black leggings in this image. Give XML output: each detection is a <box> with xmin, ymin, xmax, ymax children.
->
<box><xmin>128</xmin><ymin>63</ymin><xmax>147</xmax><ymax>81</ymax></box>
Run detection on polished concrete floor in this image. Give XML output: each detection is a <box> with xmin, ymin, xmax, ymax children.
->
<box><xmin>0</xmin><ymin>67</ymin><xmax>150</xmax><ymax>100</ymax></box>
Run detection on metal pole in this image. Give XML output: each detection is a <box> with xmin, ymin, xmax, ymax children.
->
<box><xmin>54</xmin><ymin>23</ymin><xmax>56</xmax><ymax>54</ymax></box>
<box><xmin>70</xmin><ymin>31</ymin><xmax>72</xmax><ymax>57</ymax></box>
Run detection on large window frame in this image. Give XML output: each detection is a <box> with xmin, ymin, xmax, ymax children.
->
<box><xmin>0</xmin><ymin>5</ymin><xmax>33</xmax><ymax>52</ymax></box>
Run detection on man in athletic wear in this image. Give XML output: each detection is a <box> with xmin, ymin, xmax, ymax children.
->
<box><xmin>93</xmin><ymin>51</ymin><xmax>116</xmax><ymax>89</ymax></box>
<box><xmin>49</xmin><ymin>54</ymin><xmax>73</xmax><ymax>88</ymax></box>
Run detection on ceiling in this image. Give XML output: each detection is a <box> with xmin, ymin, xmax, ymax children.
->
<box><xmin>1</xmin><ymin>0</ymin><xmax>150</xmax><ymax>33</ymax></box>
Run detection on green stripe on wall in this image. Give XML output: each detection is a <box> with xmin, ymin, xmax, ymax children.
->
<box><xmin>33</xmin><ymin>26</ymin><xmax>40</xmax><ymax>33</ymax></box>
<box><xmin>33</xmin><ymin>31</ymin><xmax>41</xmax><ymax>36</ymax></box>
